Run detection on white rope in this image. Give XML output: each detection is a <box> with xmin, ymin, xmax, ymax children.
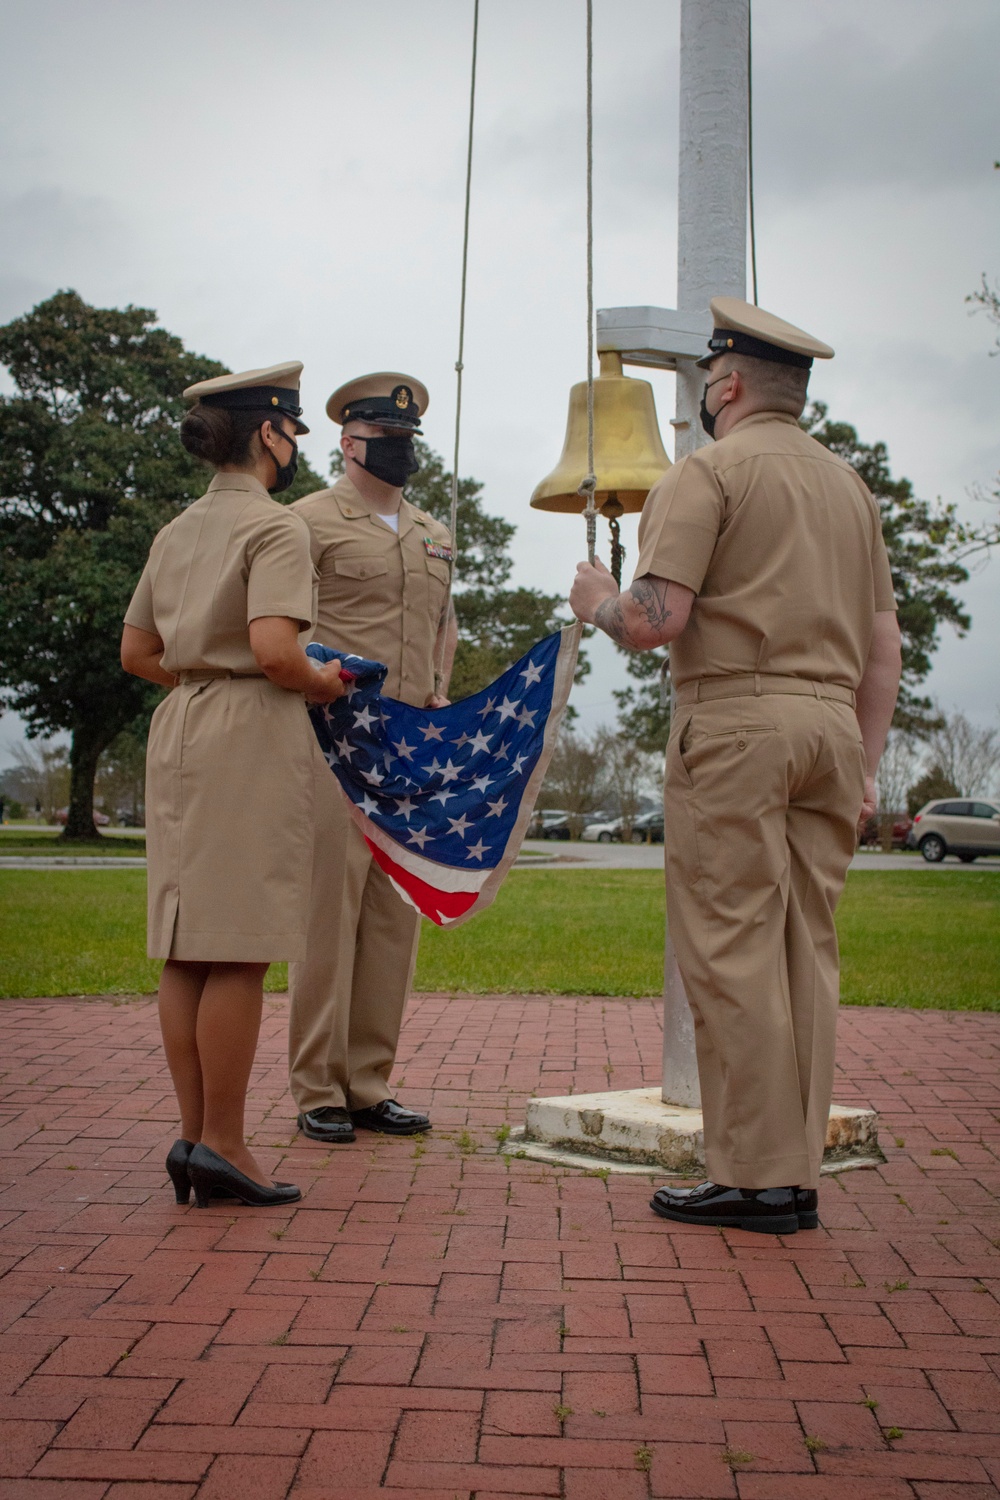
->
<box><xmin>579</xmin><ymin>0</ymin><xmax>597</xmax><ymax>566</ymax></box>
<box><xmin>436</xmin><ymin>0</ymin><xmax>480</xmax><ymax>692</ymax></box>
<box><xmin>748</xmin><ymin>0</ymin><xmax>758</xmax><ymax>305</ymax></box>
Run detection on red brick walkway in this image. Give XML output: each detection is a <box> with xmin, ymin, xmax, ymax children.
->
<box><xmin>1</xmin><ymin>993</ymin><xmax>998</xmax><ymax>1499</ymax></box>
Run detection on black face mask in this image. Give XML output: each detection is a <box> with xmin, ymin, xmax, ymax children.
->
<box><xmin>699</xmin><ymin>374</ymin><xmax>728</xmax><ymax>439</ymax></box>
<box><xmin>357</xmin><ymin>432</ymin><xmax>420</xmax><ymax>489</ymax></box>
<box><xmin>267</xmin><ymin>433</ymin><xmax>299</xmax><ymax>494</ymax></box>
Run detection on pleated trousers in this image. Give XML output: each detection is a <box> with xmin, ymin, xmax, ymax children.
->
<box><xmin>663</xmin><ymin>691</ymin><xmax>866</xmax><ymax>1190</ymax></box>
<box><xmin>288</xmin><ymin>739</ymin><xmax>421</xmax><ymax>1112</ymax></box>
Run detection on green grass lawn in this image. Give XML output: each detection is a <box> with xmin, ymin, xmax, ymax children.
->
<box><xmin>0</xmin><ymin>869</ymin><xmax>997</xmax><ymax>1009</ymax></box>
<box><xmin>0</xmin><ymin>829</ymin><xmax>146</xmax><ymax>856</ymax></box>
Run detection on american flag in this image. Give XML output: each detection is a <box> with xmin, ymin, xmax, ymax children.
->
<box><xmin>306</xmin><ymin>626</ymin><xmax>580</xmax><ymax>926</ymax></box>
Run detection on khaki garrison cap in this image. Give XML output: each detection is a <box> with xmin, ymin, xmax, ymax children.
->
<box><xmin>696</xmin><ymin>297</ymin><xmax>835</xmax><ymax>370</ymax></box>
<box><xmin>183</xmin><ymin>361</ymin><xmax>309</xmax><ymax>433</ymax></box>
<box><xmin>327</xmin><ymin>371</ymin><xmax>428</xmax><ymax>432</ymax></box>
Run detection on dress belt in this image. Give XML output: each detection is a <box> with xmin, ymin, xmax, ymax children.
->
<box><xmin>674</xmin><ymin>674</ymin><xmax>856</xmax><ymax>709</ymax></box>
<box><xmin>177</xmin><ymin>669</ymin><xmax>266</xmax><ymax>683</ymax></box>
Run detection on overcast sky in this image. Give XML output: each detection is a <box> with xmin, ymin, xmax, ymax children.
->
<box><xmin>1</xmin><ymin>0</ymin><xmax>997</xmax><ymax>756</ymax></box>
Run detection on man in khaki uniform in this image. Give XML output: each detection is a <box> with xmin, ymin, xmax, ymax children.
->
<box><xmin>571</xmin><ymin>299</ymin><xmax>901</xmax><ymax>1234</ymax></box>
<box><xmin>289</xmin><ymin>373</ymin><xmax>457</xmax><ymax>1142</ymax></box>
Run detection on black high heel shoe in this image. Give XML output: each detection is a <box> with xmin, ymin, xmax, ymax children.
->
<box><xmin>187</xmin><ymin>1143</ymin><xmax>302</xmax><ymax>1209</ymax></box>
<box><xmin>166</xmin><ymin>1139</ymin><xmax>196</xmax><ymax>1204</ymax></box>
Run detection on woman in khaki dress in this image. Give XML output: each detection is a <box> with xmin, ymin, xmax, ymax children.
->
<box><xmin>121</xmin><ymin>362</ymin><xmax>344</xmax><ymax>1208</ymax></box>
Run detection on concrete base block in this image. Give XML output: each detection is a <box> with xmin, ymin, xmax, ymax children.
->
<box><xmin>516</xmin><ymin>1087</ymin><xmax>883</xmax><ymax>1177</ymax></box>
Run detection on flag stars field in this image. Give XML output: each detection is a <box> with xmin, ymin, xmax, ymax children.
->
<box><xmin>304</xmin><ymin>630</ymin><xmax>576</xmax><ymax>923</ymax></box>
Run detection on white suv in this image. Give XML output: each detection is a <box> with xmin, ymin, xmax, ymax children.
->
<box><xmin>907</xmin><ymin>799</ymin><xmax>1000</xmax><ymax>863</ymax></box>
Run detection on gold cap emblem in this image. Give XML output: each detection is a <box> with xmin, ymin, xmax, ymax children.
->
<box><xmin>395</xmin><ymin>386</ymin><xmax>410</xmax><ymax>409</ymax></box>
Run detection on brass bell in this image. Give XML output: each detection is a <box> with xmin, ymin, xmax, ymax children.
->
<box><xmin>530</xmin><ymin>350</ymin><xmax>671</xmax><ymax>516</ymax></box>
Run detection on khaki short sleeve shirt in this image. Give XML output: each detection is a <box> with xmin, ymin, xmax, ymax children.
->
<box><xmin>634</xmin><ymin>412</ymin><xmax>896</xmax><ymax>691</ymax></box>
<box><xmin>291</xmin><ymin>475</ymin><xmax>453</xmax><ymax>706</ymax></box>
<box><xmin>124</xmin><ymin>472</ymin><xmax>316</xmax><ymax>674</ymax></box>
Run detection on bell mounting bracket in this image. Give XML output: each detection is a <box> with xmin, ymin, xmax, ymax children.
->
<box><xmin>596</xmin><ymin>305</ymin><xmax>710</xmax><ymax>371</ymax></box>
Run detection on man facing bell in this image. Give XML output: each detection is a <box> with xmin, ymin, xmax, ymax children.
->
<box><xmin>288</xmin><ymin>373</ymin><xmax>458</xmax><ymax>1143</ymax></box>
<box><xmin>570</xmin><ymin>298</ymin><xmax>901</xmax><ymax>1235</ymax></box>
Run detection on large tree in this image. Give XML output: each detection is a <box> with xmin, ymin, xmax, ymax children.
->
<box><xmin>0</xmin><ymin>291</ymin><xmax>324</xmax><ymax>839</ymax></box>
<box><xmin>613</xmin><ymin>405</ymin><xmax>971</xmax><ymax>746</ymax></box>
<box><xmin>331</xmin><ymin>439</ymin><xmax>589</xmax><ymax>702</ymax></box>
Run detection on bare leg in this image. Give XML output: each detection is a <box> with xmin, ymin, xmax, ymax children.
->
<box><xmin>197</xmin><ymin>961</ymin><xmax>271</xmax><ymax>1185</ymax></box>
<box><xmin>158</xmin><ymin>959</ymin><xmax>210</xmax><ymax>1142</ymax></box>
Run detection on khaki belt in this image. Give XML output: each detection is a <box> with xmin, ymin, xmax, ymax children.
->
<box><xmin>177</xmin><ymin>669</ymin><xmax>265</xmax><ymax>683</ymax></box>
<box><xmin>675</xmin><ymin>674</ymin><xmax>856</xmax><ymax>709</ymax></box>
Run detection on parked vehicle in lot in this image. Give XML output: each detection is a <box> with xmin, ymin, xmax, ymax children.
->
<box><xmin>527</xmin><ymin>808</ymin><xmax>572</xmax><ymax>840</ymax></box>
<box><xmin>907</xmin><ymin>798</ymin><xmax>1000</xmax><ymax>863</ymax></box>
<box><xmin>858</xmin><ymin>813</ymin><xmax>913</xmax><ymax>849</ymax></box>
<box><xmin>629</xmin><ymin>809</ymin><xmax>665</xmax><ymax>844</ymax></box>
<box><xmin>55</xmin><ymin>807</ymin><xmax>110</xmax><ymax>826</ymax></box>
<box><xmin>581</xmin><ymin>817</ymin><xmax>622</xmax><ymax>843</ymax></box>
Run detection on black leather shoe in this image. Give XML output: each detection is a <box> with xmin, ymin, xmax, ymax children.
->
<box><xmin>166</xmin><ymin>1139</ymin><xmax>235</xmax><ymax>1204</ymax></box>
<box><xmin>795</xmin><ymin>1187</ymin><xmax>819</xmax><ymax>1229</ymax></box>
<box><xmin>166</xmin><ymin>1138</ymin><xmax>196</xmax><ymax>1204</ymax></box>
<box><xmin>650</xmin><ymin>1180</ymin><xmax>798</xmax><ymax>1235</ymax></box>
<box><xmin>297</xmin><ymin>1107</ymin><xmax>356</xmax><ymax>1144</ymax></box>
<box><xmin>350</xmin><ymin>1099</ymin><xmax>431</xmax><ymax>1136</ymax></box>
<box><xmin>187</xmin><ymin>1143</ymin><xmax>302</xmax><ymax>1209</ymax></box>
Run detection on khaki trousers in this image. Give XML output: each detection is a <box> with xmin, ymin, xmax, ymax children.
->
<box><xmin>663</xmin><ymin>690</ymin><xmax>865</xmax><ymax>1190</ymax></box>
<box><xmin>288</xmin><ymin>740</ymin><xmax>421</xmax><ymax>1112</ymax></box>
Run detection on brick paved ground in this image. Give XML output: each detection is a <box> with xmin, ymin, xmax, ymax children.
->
<box><xmin>0</xmin><ymin>992</ymin><xmax>998</xmax><ymax>1499</ymax></box>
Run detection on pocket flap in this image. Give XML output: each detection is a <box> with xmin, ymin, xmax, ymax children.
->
<box><xmin>334</xmin><ymin>556</ymin><xmax>390</xmax><ymax>581</ymax></box>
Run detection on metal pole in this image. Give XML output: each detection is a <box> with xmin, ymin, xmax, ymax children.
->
<box><xmin>662</xmin><ymin>0</ymin><xmax>749</xmax><ymax>1108</ymax></box>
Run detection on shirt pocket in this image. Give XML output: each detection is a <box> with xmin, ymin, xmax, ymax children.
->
<box><xmin>333</xmin><ymin>557</ymin><xmax>390</xmax><ymax>583</ymax></box>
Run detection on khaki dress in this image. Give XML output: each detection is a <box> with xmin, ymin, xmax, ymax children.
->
<box><xmin>125</xmin><ymin>472</ymin><xmax>318</xmax><ymax>963</ymax></box>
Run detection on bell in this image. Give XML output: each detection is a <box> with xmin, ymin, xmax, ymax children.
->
<box><xmin>530</xmin><ymin>350</ymin><xmax>671</xmax><ymax>515</ymax></box>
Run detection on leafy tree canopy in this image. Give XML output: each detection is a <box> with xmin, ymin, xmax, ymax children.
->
<box><xmin>0</xmin><ymin>290</ymin><xmax>324</xmax><ymax>838</ymax></box>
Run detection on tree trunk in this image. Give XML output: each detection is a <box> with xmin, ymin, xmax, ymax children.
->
<box><xmin>61</xmin><ymin>725</ymin><xmax>108</xmax><ymax>841</ymax></box>
<box><xmin>879</xmin><ymin>810</ymin><xmax>895</xmax><ymax>854</ymax></box>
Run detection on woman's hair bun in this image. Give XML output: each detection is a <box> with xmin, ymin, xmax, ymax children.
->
<box><xmin>180</xmin><ymin>403</ymin><xmax>233</xmax><ymax>465</ymax></box>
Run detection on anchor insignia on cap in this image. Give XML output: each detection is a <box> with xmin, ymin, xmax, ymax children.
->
<box><xmin>394</xmin><ymin>386</ymin><xmax>410</xmax><ymax>409</ymax></box>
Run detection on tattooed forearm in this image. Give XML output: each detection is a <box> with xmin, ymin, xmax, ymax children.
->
<box><xmin>594</xmin><ymin>594</ymin><xmax>637</xmax><ymax>648</ymax></box>
<box><xmin>594</xmin><ymin>579</ymin><xmax>673</xmax><ymax>651</ymax></box>
<box><xmin>631</xmin><ymin>576</ymin><xmax>673</xmax><ymax>631</ymax></box>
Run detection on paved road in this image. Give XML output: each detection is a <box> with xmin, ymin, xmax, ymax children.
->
<box><xmin>518</xmin><ymin>839</ymin><xmax>1000</xmax><ymax>872</ymax></box>
<box><xmin>3</xmin><ymin>843</ymin><xmax>997</xmax><ymax>872</ymax></box>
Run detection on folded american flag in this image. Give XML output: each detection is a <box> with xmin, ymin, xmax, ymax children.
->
<box><xmin>306</xmin><ymin>626</ymin><xmax>580</xmax><ymax>926</ymax></box>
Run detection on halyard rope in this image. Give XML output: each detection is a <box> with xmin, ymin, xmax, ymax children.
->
<box><xmin>580</xmin><ymin>0</ymin><xmax>597</xmax><ymax>565</ymax></box>
<box><xmin>435</xmin><ymin>0</ymin><xmax>480</xmax><ymax>692</ymax></box>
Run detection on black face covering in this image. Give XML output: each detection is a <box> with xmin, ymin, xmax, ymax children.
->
<box><xmin>267</xmin><ymin>433</ymin><xmax>299</xmax><ymax>494</ymax></box>
<box><xmin>698</xmin><ymin>374</ymin><xmax>728</xmax><ymax>440</ymax></box>
<box><xmin>357</xmin><ymin>432</ymin><xmax>420</xmax><ymax>489</ymax></box>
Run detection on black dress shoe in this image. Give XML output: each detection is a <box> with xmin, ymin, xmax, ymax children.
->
<box><xmin>795</xmin><ymin>1187</ymin><xmax>819</xmax><ymax>1229</ymax></box>
<box><xmin>650</xmin><ymin>1180</ymin><xmax>798</xmax><ymax>1235</ymax></box>
<box><xmin>187</xmin><ymin>1144</ymin><xmax>302</xmax><ymax>1209</ymax></box>
<box><xmin>165</xmin><ymin>1139</ymin><xmax>237</xmax><ymax>1205</ymax></box>
<box><xmin>297</xmin><ymin>1107</ymin><xmax>356</xmax><ymax>1144</ymax></box>
<box><xmin>349</xmin><ymin>1099</ymin><xmax>431</xmax><ymax>1136</ymax></box>
<box><xmin>166</xmin><ymin>1138</ymin><xmax>196</xmax><ymax>1204</ymax></box>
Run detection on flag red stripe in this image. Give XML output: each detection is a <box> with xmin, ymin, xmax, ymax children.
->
<box><xmin>365</xmin><ymin>839</ymin><xmax>482</xmax><ymax>924</ymax></box>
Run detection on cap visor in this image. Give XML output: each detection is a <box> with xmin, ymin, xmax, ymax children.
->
<box><xmin>694</xmin><ymin>353</ymin><xmax>716</xmax><ymax>370</ymax></box>
<box><xmin>292</xmin><ymin>418</ymin><xmax>310</xmax><ymax>435</ymax></box>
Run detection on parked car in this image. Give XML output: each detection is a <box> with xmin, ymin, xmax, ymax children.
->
<box><xmin>858</xmin><ymin>813</ymin><xmax>913</xmax><ymax>849</ymax></box>
<box><xmin>54</xmin><ymin>807</ymin><xmax>110</xmax><ymax>827</ymax></box>
<box><xmin>581</xmin><ymin>817</ymin><xmax>623</xmax><ymax>843</ymax></box>
<box><xmin>527</xmin><ymin>809</ymin><xmax>572</xmax><ymax>840</ymax></box>
<box><xmin>629</xmin><ymin>810</ymin><xmax>665</xmax><ymax>844</ymax></box>
<box><xmin>906</xmin><ymin>798</ymin><xmax>1000</xmax><ymax>863</ymax></box>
